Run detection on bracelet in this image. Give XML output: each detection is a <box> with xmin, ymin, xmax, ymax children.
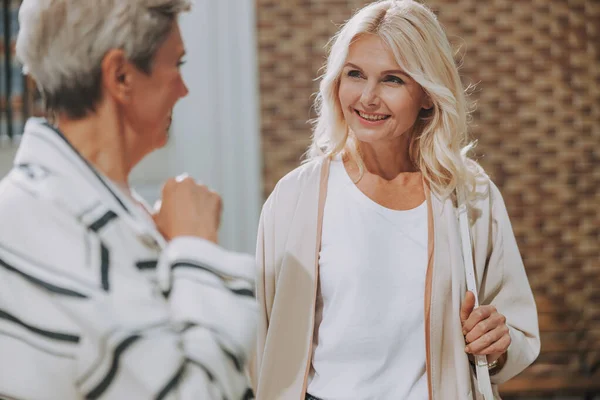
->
<box><xmin>469</xmin><ymin>357</ymin><xmax>499</xmax><ymax>370</ymax></box>
<box><xmin>487</xmin><ymin>358</ymin><xmax>499</xmax><ymax>370</ymax></box>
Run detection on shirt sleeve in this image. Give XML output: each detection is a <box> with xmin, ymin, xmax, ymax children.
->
<box><xmin>483</xmin><ymin>182</ymin><xmax>541</xmax><ymax>385</ymax></box>
<box><xmin>249</xmin><ymin>203</ymin><xmax>270</xmax><ymax>392</ymax></box>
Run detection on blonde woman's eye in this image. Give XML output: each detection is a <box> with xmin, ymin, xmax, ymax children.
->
<box><xmin>347</xmin><ymin>70</ymin><xmax>362</xmax><ymax>78</ymax></box>
<box><xmin>384</xmin><ymin>75</ymin><xmax>404</xmax><ymax>84</ymax></box>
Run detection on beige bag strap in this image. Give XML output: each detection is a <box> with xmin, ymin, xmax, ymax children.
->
<box><xmin>456</xmin><ymin>187</ymin><xmax>494</xmax><ymax>400</ymax></box>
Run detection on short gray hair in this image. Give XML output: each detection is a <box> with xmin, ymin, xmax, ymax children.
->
<box><xmin>16</xmin><ymin>0</ymin><xmax>192</xmax><ymax>119</ymax></box>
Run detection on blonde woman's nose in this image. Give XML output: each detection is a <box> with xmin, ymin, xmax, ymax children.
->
<box><xmin>359</xmin><ymin>83</ymin><xmax>379</xmax><ymax>108</ymax></box>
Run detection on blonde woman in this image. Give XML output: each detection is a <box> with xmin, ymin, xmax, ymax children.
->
<box><xmin>252</xmin><ymin>1</ymin><xmax>540</xmax><ymax>399</ymax></box>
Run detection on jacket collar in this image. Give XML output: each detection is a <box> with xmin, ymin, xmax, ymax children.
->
<box><xmin>13</xmin><ymin>118</ymin><xmax>166</xmax><ymax>249</ymax></box>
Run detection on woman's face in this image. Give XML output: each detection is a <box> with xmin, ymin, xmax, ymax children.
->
<box><xmin>338</xmin><ymin>34</ymin><xmax>431</xmax><ymax>146</ymax></box>
<box><xmin>125</xmin><ymin>22</ymin><xmax>189</xmax><ymax>152</ymax></box>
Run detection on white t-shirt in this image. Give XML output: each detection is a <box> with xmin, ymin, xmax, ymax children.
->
<box><xmin>307</xmin><ymin>159</ymin><xmax>429</xmax><ymax>400</ymax></box>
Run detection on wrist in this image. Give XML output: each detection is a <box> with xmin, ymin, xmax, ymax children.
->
<box><xmin>487</xmin><ymin>352</ymin><xmax>507</xmax><ymax>375</ymax></box>
<box><xmin>195</xmin><ymin>232</ymin><xmax>218</xmax><ymax>244</ymax></box>
<box><xmin>487</xmin><ymin>353</ymin><xmax>501</xmax><ymax>365</ymax></box>
<box><xmin>487</xmin><ymin>357</ymin><xmax>499</xmax><ymax>369</ymax></box>
<box><xmin>468</xmin><ymin>352</ymin><xmax>506</xmax><ymax>376</ymax></box>
<box><xmin>170</xmin><ymin>230</ymin><xmax>218</xmax><ymax>244</ymax></box>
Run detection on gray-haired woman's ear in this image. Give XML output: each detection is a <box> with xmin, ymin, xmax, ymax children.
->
<box><xmin>16</xmin><ymin>0</ymin><xmax>191</xmax><ymax>119</ymax></box>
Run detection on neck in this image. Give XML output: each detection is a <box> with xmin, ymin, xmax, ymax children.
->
<box><xmin>55</xmin><ymin>102</ymin><xmax>139</xmax><ymax>189</ymax></box>
<box><xmin>353</xmin><ymin>133</ymin><xmax>417</xmax><ymax>181</ymax></box>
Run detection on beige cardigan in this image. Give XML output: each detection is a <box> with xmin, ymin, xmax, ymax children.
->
<box><xmin>251</xmin><ymin>157</ymin><xmax>540</xmax><ymax>399</ymax></box>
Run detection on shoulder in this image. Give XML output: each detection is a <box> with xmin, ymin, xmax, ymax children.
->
<box><xmin>0</xmin><ymin>170</ymin><xmax>90</xmax><ymax>264</ymax></box>
<box><xmin>0</xmin><ymin>170</ymin><xmax>54</xmax><ymax>224</ymax></box>
<box><xmin>461</xmin><ymin>160</ymin><xmax>511</xmax><ymax>233</ymax></box>
<box><xmin>463</xmin><ymin>159</ymin><xmax>502</xmax><ymax>206</ymax></box>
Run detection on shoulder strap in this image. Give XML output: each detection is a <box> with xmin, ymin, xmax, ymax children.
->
<box><xmin>456</xmin><ymin>186</ymin><xmax>494</xmax><ymax>400</ymax></box>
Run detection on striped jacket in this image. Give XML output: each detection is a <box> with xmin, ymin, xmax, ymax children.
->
<box><xmin>0</xmin><ymin>119</ymin><xmax>257</xmax><ymax>400</ymax></box>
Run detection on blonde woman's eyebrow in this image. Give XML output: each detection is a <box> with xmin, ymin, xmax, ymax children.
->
<box><xmin>344</xmin><ymin>62</ymin><xmax>409</xmax><ymax>78</ymax></box>
<box><xmin>343</xmin><ymin>62</ymin><xmax>363</xmax><ymax>70</ymax></box>
<box><xmin>381</xmin><ymin>69</ymin><xmax>410</xmax><ymax>78</ymax></box>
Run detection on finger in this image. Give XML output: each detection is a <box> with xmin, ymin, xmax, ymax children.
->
<box><xmin>162</xmin><ymin>177</ymin><xmax>176</xmax><ymax>194</ymax></box>
<box><xmin>214</xmin><ymin>195</ymin><xmax>223</xmax><ymax>225</ymax></box>
<box><xmin>466</xmin><ymin>328</ymin><xmax>511</xmax><ymax>355</ymax></box>
<box><xmin>194</xmin><ymin>183</ymin><xmax>209</xmax><ymax>192</ymax></box>
<box><xmin>460</xmin><ymin>291</ymin><xmax>476</xmax><ymax>326</ymax></box>
<box><xmin>463</xmin><ymin>305</ymin><xmax>495</xmax><ymax>334</ymax></box>
<box><xmin>465</xmin><ymin>312</ymin><xmax>504</xmax><ymax>344</ymax></box>
<box><xmin>211</xmin><ymin>190</ymin><xmax>222</xmax><ymax>203</ymax></box>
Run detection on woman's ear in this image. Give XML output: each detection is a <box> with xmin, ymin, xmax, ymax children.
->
<box><xmin>422</xmin><ymin>95</ymin><xmax>434</xmax><ymax>111</ymax></box>
<box><xmin>101</xmin><ymin>49</ymin><xmax>133</xmax><ymax>104</ymax></box>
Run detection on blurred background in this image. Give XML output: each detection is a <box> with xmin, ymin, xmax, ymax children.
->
<box><xmin>0</xmin><ymin>0</ymin><xmax>598</xmax><ymax>398</ymax></box>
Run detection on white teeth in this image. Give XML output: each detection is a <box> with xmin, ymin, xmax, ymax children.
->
<box><xmin>357</xmin><ymin>110</ymin><xmax>389</xmax><ymax>121</ymax></box>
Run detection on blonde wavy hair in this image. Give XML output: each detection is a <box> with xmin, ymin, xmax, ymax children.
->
<box><xmin>307</xmin><ymin>0</ymin><xmax>479</xmax><ymax>197</ymax></box>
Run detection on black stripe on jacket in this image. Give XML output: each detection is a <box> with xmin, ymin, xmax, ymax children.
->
<box><xmin>171</xmin><ymin>261</ymin><xmax>255</xmax><ymax>298</ymax></box>
<box><xmin>155</xmin><ymin>363</ymin><xmax>186</xmax><ymax>400</ymax></box>
<box><xmin>88</xmin><ymin>211</ymin><xmax>118</xmax><ymax>233</ymax></box>
<box><xmin>0</xmin><ymin>257</ymin><xmax>88</xmax><ymax>299</ymax></box>
<box><xmin>0</xmin><ymin>309</ymin><xmax>80</xmax><ymax>344</ymax></box>
<box><xmin>100</xmin><ymin>244</ymin><xmax>110</xmax><ymax>291</ymax></box>
<box><xmin>85</xmin><ymin>334</ymin><xmax>142</xmax><ymax>399</ymax></box>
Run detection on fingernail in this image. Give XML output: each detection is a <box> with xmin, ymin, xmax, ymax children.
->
<box><xmin>175</xmin><ymin>173</ymin><xmax>189</xmax><ymax>182</ymax></box>
<box><xmin>463</xmin><ymin>330</ymin><xmax>467</xmax><ymax>336</ymax></box>
<box><xmin>465</xmin><ymin>346</ymin><xmax>470</xmax><ymax>353</ymax></box>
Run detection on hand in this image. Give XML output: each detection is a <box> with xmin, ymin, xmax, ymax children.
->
<box><xmin>153</xmin><ymin>174</ymin><xmax>222</xmax><ymax>243</ymax></box>
<box><xmin>460</xmin><ymin>291</ymin><xmax>511</xmax><ymax>364</ymax></box>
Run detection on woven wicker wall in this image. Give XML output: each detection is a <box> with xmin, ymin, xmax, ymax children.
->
<box><xmin>256</xmin><ymin>0</ymin><xmax>600</xmax><ymax>396</ymax></box>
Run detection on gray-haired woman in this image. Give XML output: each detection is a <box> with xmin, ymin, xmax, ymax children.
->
<box><xmin>0</xmin><ymin>0</ymin><xmax>256</xmax><ymax>399</ymax></box>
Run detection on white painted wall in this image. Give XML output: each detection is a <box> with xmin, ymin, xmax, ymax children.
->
<box><xmin>166</xmin><ymin>0</ymin><xmax>262</xmax><ymax>253</ymax></box>
<box><xmin>0</xmin><ymin>2</ymin><xmax>262</xmax><ymax>254</ymax></box>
